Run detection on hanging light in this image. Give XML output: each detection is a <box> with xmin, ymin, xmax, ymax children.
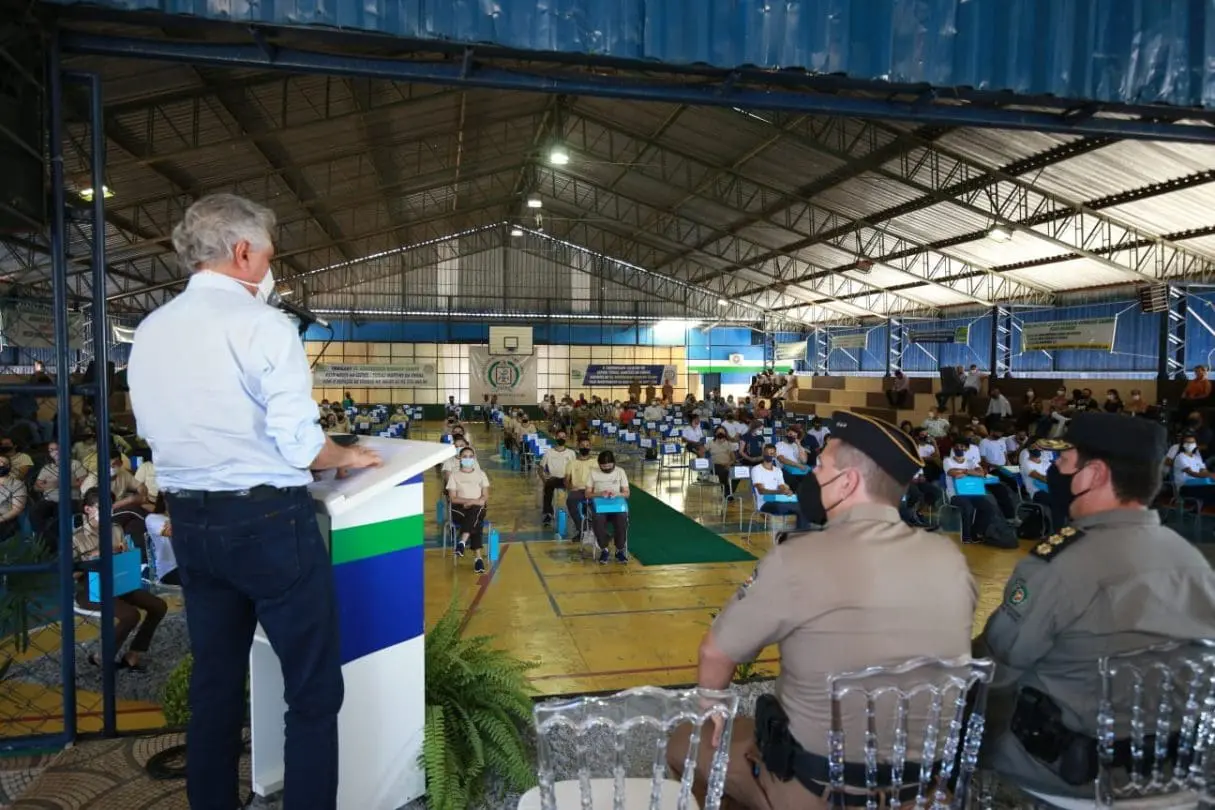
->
<box><xmin>510</xmin><ymin>226</ymin><xmax>523</xmax><ymax>237</ymax></box>
<box><xmin>717</xmin><ymin>298</ymin><xmax>729</xmax><ymax>307</ymax></box>
<box><xmin>526</xmin><ymin>195</ymin><xmax>542</xmax><ymax>209</ymax></box>
<box><xmin>548</xmin><ymin>145</ymin><xmax>570</xmax><ymax>165</ymax></box>
<box><xmin>987</xmin><ymin>226</ymin><xmax>1012</xmax><ymax>243</ymax></box>
<box><xmin>79</xmin><ymin>186</ymin><xmax>114</xmax><ymax>201</ymax></box>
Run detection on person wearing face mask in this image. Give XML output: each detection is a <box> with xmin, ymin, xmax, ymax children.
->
<box><xmin>774</xmin><ymin>426</ymin><xmax>809</xmax><ymax>487</ymax></box>
<box><xmin>0</xmin><ymin>455</ymin><xmax>27</xmax><ymax>542</ymax></box>
<box><xmin>750</xmin><ymin>444</ymin><xmax>811</xmax><ymax>531</ymax></box>
<box><xmin>1171</xmin><ymin>433</ymin><xmax>1215</xmax><ymax>509</ymax></box>
<box><xmin>681</xmin><ymin>415</ymin><xmax>707</xmax><ymax>458</ymax></box>
<box><xmin>439</xmin><ymin>437</ymin><xmax>472</xmax><ymax>485</ymax></box>
<box><xmin>538</xmin><ymin>431</ymin><xmax>576</xmax><ymax>526</ymax></box>
<box><xmin>585</xmin><ymin>451</ymin><xmax>630</xmax><ymax>564</ymax></box>
<box><xmin>1020</xmin><ymin>444</ymin><xmax>1051</xmax><ymax>507</ymax></box>
<box><xmin>706</xmin><ymin>428</ymin><xmax>739</xmax><ymax>501</ymax></box>
<box><xmin>73</xmin><ymin>487</ymin><xmax>168</xmax><ymax>671</ymax></box>
<box><xmin>669</xmin><ymin>411</ymin><xmax>975</xmax><ymax>807</ymax></box>
<box><xmin>128</xmin><ymin>194</ymin><xmax>382</xmax><ymax>809</ymax></box>
<box><xmin>737</xmin><ymin>421</ymin><xmax>766</xmax><ymax>467</ymax></box>
<box><xmin>941</xmin><ymin>438</ymin><xmax>1016</xmax><ymax>548</ymax></box>
<box><xmin>106</xmin><ymin>455</ymin><xmax>151</xmax><ymax>543</ymax></box>
<box><xmin>974</xmin><ymin>412</ymin><xmax>1215</xmax><ymax>797</ymax></box>
<box><xmin>564</xmin><ymin>436</ymin><xmax>597</xmax><ymax>539</ymax></box>
<box><xmin>32</xmin><ymin>440</ymin><xmax>87</xmax><ymax>539</ymax></box>
<box><xmin>446</xmin><ymin>447</ymin><xmax>491</xmax><ymax>574</ymax></box>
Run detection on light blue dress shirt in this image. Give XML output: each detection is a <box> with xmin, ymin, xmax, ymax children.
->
<box><xmin>127</xmin><ymin>271</ymin><xmax>326</xmax><ymax>491</ymax></box>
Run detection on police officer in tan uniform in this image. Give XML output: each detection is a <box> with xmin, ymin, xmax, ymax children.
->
<box><xmin>975</xmin><ymin>412</ymin><xmax>1215</xmax><ymax>797</ymax></box>
<box><xmin>668</xmin><ymin>411</ymin><xmax>977</xmax><ymax>808</ymax></box>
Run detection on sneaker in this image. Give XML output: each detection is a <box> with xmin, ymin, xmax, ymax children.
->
<box><xmin>455</xmin><ymin>541</ymin><xmax>466</xmax><ymax>557</ymax></box>
<box><xmin>542</xmin><ymin>514</ymin><xmax>552</xmax><ymax>526</ymax></box>
<box><xmin>598</xmin><ymin>549</ymin><xmax>609</xmax><ymax>565</ymax></box>
<box><xmin>962</xmin><ymin>537</ymin><xmax>981</xmax><ymax>545</ymax></box>
<box><xmin>614</xmin><ymin>550</ymin><xmax>628</xmax><ymax>564</ymax></box>
<box><xmin>474</xmin><ymin>557</ymin><xmax>486</xmax><ymax>574</ymax></box>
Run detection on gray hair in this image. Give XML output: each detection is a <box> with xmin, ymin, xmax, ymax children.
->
<box><xmin>171</xmin><ymin>193</ymin><xmax>276</xmax><ymax>272</ymax></box>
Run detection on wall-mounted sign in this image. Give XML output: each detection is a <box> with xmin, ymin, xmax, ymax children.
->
<box><xmin>570</xmin><ymin>364</ymin><xmax>677</xmax><ymax>386</ymax></box>
<box><xmin>1020</xmin><ymin>318</ymin><xmax>1117</xmax><ymax>351</ymax></box>
<box><xmin>313</xmin><ymin>363</ymin><xmax>438</xmax><ymax>388</ymax></box>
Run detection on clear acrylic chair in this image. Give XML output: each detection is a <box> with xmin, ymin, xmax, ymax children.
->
<box><xmin>518</xmin><ymin>685</ymin><xmax>740</xmax><ymax>810</ymax></box>
<box><xmin>827</xmin><ymin>655</ymin><xmax>995</xmax><ymax>809</ymax></box>
<box><xmin>1018</xmin><ymin>639</ymin><xmax>1215</xmax><ymax>810</ymax></box>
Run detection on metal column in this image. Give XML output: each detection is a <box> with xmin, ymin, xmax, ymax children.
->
<box><xmin>1159</xmin><ymin>285</ymin><xmax>1187</xmax><ymax>383</ymax></box>
<box><xmin>812</xmin><ymin>327</ymin><xmax>827</xmax><ymax>374</ymax></box>
<box><xmin>991</xmin><ymin>306</ymin><xmax>1012</xmax><ymax>377</ymax></box>
<box><xmin>886</xmin><ymin>318</ymin><xmax>904</xmax><ymax>373</ymax></box>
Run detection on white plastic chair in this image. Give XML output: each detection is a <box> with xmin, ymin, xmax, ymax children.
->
<box><xmin>518</xmin><ymin>685</ymin><xmax>740</xmax><ymax>810</ymax></box>
<box><xmin>828</xmin><ymin>655</ymin><xmax>995</xmax><ymax>809</ymax></box>
<box><xmin>1017</xmin><ymin>640</ymin><xmax>1215</xmax><ymax>809</ymax></box>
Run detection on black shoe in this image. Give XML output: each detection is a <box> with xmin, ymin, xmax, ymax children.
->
<box><xmin>455</xmin><ymin>540</ymin><xmax>466</xmax><ymax>557</ymax></box>
<box><xmin>598</xmin><ymin>549</ymin><xmax>609</xmax><ymax>565</ymax></box>
<box><xmin>474</xmin><ymin>557</ymin><xmax>486</xmax><ymax>574</ymax></box>
<box><xmin>542</xmin><ymin>514</ymin><xmax>552</xmax><ymax>526</ymax></box>
<box><xmin>614</xmin><ymin>550</ymin><xmax>628</xmax><ymax>564</ymax></box>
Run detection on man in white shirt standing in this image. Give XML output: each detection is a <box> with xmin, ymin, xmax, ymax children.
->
<box><xmin>128</xmin><ymin>194</ymin><xmax>382</xmax><ymax>810</ymax></box>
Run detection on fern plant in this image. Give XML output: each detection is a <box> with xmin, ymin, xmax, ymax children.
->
<box><xmin>423</xmin><ymin>598</ymin><xmax>538</xmax><ymax>810</ymax></box>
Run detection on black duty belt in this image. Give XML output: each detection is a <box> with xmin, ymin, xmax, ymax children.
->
<box><xmin>165</xmin><ymin>485</ymin><xmax>306</xmax><ymax>502</ymax></box>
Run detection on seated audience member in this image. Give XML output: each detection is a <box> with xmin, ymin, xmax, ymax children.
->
<box><xmin>914</xmin><ymin>429</ymin><xmax>941</xmax><ymax>480</ymax></box>
<box><xmin>0</xmin><ymin>455</ymin><xmax>26</xmax><ymax>542</ymax></box>
<box><xmin>805</xmin><ymin>416</ymin><xmax>830</xmax><ymax>448</ymax></box>
<box><xmin>439</xmin><ymin>436</ymin><xmax>472</xmax><ymax>485</ymax></box>
<box><xmin>985</xmin><ymin>386</ymin><xmax>1011</xmax><ymax>428</ymax></box>
<box><xmin>1124</xmin><ymin>389</ymin><xmax>1148</xmax><ymax>416</ymax></box>
<box><xmin>143</xmin><ymin>493</ymin><xmax>179</xmax><ymax>586</ymax></box>
<box><xmin>921</xmin><ymin>409</ymin><xmax>950</xmax><ymax>439</ymax></box>
<box><xmin>943</xmin><ymin>439</ymin><xmax>1016</xmax><ymax>548</ymax></box>
<box><xmin>681</xmin><ymin>415</ymin><xmax>707</xmax><ymax>458</ymax></box>
<box><xmin>669</xmin><ymin>411</ymin><xmax>976</xmax><ymax>807</ymax></box>
<box><xmin>774</xmin><ymin>425</ymin><xmax>810</xmax><ymax>487</ymax></box>
<box><xmin>0</xmin><ymin>438</ymin><xmax>32</xmax><ymax>481</ymax></box>
<box><xmin>33</xmin><ymin>441</ymin><xmax>87</xmax><ymax>538</ymax></box>
<box><xmin>1021</xmin><ymin>445</ymin><xmax>1052</xmax><ymax>509</ymax></box>
<box><xmin>585</xmin><ymin>451</ymin><xmax>629</xmax><ymax>564</ymax></box>
<box><xmin>132</xmin><ymin>451</ymin><xmax>158</xmax><ymax>512</ymax></box>
<box><xmin>538</xmin><ymin>430</ymin><xmax>576</xmax><ymax>526</ymax></box>
<box><xmin>901</xmin><ymin>468</ymin><xmax>940</xmax><ymax>529</ymax></box>
<box><xmin>446</xmin><ymin>447</ymin><xmax>490</xmax><ymax>574</ymax></box>
<box><xmin>737</xmin><ymin>421</ymin><xmax>765</xmax><ymax>467</ymax></box>
<box><xmin>1172</xmin><ymin>435</ymin><xmax>1215</xmax><ymax>506</ymax></box>
<box><xmin>721</xmin><ymin>412</ymin><xmax>747</xmax><ymax>440</ymax></box>
<box><xmin>1102</xmin><ymin>389</ymin><xmax>1123</xmax><ymax>414</ymax></box>
<box><xmin>564</xmin><ymin>435</ymin><xmax>596</xmax><ymax>539</ymax></box>
<box><xmin>751</xmin><ymin>444</ymin><xmax>811</xmax><ymax>531</ymax></box>
<box><xmin>974</xmin><ymin>413</ymin><xmax>1215</xmax><ymax>798</ymax></box>
<box><xmin>707</xmin><ymin>427</ymin><xmax>739</xmax><ymax>501</ymax></box>
<box><xmin>73</xmin><ymin>488</ymin><xmax>167</xmax><ymax>671</ymax></box>
<box><xmin>1181</xmin><ymin>364</ymin><xmax>1211</xmax><ymax>406</ymax></box>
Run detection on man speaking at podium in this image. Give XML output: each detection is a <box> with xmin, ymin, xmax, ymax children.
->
<box><xmin>128</xmin><ymin>194</ymin><xmax>381</xmax><ymax>810</ymax></box>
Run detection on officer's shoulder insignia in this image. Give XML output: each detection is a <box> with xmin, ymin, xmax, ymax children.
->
<box><xmin>736</xmin><ymin>563</ymin><xmax>760</xmax><ymax>598</ymax></box>
<box><xmin>1031</xmin><ymin>528</ymin><xmax>1086</xmax><ymax>561</ymax></box>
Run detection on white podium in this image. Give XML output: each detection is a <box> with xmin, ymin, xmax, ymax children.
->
<box><xmin>249</xmin><ymin>437</ymin><xmax>454</xmax><ymax>809</ymax></box>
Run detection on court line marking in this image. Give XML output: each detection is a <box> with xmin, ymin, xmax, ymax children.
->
<box><xmin>457</xmin><ymin>542</ymin><xmax>511</xmax><ymax>634</ymax></box>
<box><xmin>521</xmin><ymin>541</ymin><xmax>564</xmax><ymax>619</ymax></box>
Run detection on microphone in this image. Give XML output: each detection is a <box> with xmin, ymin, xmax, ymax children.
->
<box><xmin>268</xmin><ymin>290</ymin><xmax>329</xmax><ymax>329</ymax></box>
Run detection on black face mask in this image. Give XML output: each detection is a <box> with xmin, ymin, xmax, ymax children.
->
<box><xmin>763</xmin><ymin>456</ymin><xmax>776</xmax><ymax>464</ymax></box>
<box><xmin>579</xmin><ymin>448</ymin><xmax>591</xmax><ymax>456</ymax></box>
<box><xmin>600</xmin><ymin>466</ymin><xmax>614</xmax><ymax>474</ymax></box>
<box><xmin>556</xmin><ymin>438</ymin><xmax>566</xmax><ymax>446</ymax></box>
<box><xmin>0</xmin><ymin>466</ymin><xmax>10</xmax><ymax>477</ymax></box>
<box><xmin>715</xmin><ymin>434</ymin><xmax>727</xmax><ymax>441</ymax></box>
<box><xmin>796</xmin><ymin>471</ymin><xmax>845</xmax><ymax>527</ymax></box>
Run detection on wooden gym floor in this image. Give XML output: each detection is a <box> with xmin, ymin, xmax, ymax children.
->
<box><xmin>423</xmin><ymin>423</ymin><xmax>1027</xmax><ymax>697</ymax></box>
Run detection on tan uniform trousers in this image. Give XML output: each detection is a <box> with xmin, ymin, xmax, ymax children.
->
<box><xmin>666</xmin><ymin>717</ymin><xmax>829</xmax><ymax>810</ymax></box>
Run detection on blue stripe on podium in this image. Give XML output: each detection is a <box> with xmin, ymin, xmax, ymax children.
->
<box><xmin>400</xmin><ymin>473</ymin><xmax>423</xmax><ymax>487</ymax></box>
<box><xmin>332</xmin><ymin>544</ymin><xmax>424</xmax><ymax>665</ymax></box>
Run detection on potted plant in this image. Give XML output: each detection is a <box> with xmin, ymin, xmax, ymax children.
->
<box><xmin>0</xmin><ymin>532</ymin><xmax>54</xmax><ymax>683</ymax></box>
<box><xmin>423</xmin><ymin>599</ymin><xmax>538</xmax><ymax>810</ymax></box>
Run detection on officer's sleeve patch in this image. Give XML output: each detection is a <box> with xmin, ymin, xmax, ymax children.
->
<box><xmin>1006</xmin><ymin>578</ymin><xmax>1028</xmax><ymax>608</ymax></box>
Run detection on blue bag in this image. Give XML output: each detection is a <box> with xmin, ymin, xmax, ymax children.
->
<box><xmin>556</xmin><ymin>509</ymin><xmax>567</xmax><ymax>536</ymax></box>
<box><xmin>488</xmin><ymin>524</ymin><xmax>500</xmax><ymax>563</ymax></box>
<box><xmin>88</xmin><ymin>547</ymin><xmax>142</xmax><ymax>602</ymax></box>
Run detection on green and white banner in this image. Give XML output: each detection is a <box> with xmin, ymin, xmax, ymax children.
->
<box><xmin>312</xmin><ymin>363</ymin><xmax>437</xmax><ymax>388</ymax></box>
<box><xmin>831</xmin><ymin>333</ymin><xmax>868</xmax><ymax>350</ymax></box>
<box><xmin>1</xmin><ymin>307</ymin><xmax>86</xmax><ymax>349</ymax></box>
<box><xmin>774</xmin><ymin>340</ymin><xmax>807</xmax><ymax>361</ymax></box>
<box><xmin>1020</xmin><ymin>318</ymin><xmax>1117</xmax><ymax>351</ymax></box>
<box><xmin>469</xmin><ymin>346</ymin><xmax>537</xmax><ymax>406</ymax></box>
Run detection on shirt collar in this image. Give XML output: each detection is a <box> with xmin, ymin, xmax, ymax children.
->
<box><xmin>828</xmin><ymin>503</ymin><xmax>902</xmax><ymax>526</ymax></box>
<box><xmin>187</xmin><ymin>270</ymin><xmax>254</xmax><ymax>297</ymax></box>
<box><xmin>1073</xmin><ymin>507</ymin><xmax>1160</xmax><ymax>531</ymax></box>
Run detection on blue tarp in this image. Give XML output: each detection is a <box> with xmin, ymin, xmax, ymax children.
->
<box><xmin>43</xmin><ymin>0</ymin><xmax>1215</xmax><ymax>109</ymax></box>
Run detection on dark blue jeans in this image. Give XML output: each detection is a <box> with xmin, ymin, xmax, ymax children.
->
<box><xmin>167</xmin><ymin>487</ymin><xmax>344</xmax><ymax>810</ymax></box>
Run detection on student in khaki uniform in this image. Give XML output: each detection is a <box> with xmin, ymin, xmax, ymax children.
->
<box><xmin>974</xmin><ymin>412</ymin><xmax>1215</xmax><ymax>797</ymax></box>
<box><xmin>564</xmin><ymin>434</ymin><xmax>596</xmax><ymax>539</ymax></box>
<box><xmin>668</xmin><ymin>411</ymin><xmax>976</xmax><ymax>809</ymax></box>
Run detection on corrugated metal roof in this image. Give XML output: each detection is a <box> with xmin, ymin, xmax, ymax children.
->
<box><xmin>41</xmin><ymin>0</ymin><xmax>1215</xmax><ymax>108</ymax></box>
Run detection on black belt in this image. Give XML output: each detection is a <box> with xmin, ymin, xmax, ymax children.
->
<box><xmin>165</xmin><ymin>485</ymin><xmax>305</xmax><ymax>502</ymax></box>
<box><xmin>794</xmin><ymin>752</ymin><xmax>939</xmax><ymax>807</ymax></box>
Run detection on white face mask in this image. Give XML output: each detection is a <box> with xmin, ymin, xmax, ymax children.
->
<box><xmin>109</xmin><ymin>466</ymin><xmax>119</xmax><ymax>478</ymax></box>
<box><xmin>1185</xmin><ymin>443</ymin><xmax>1198</xmax><ymax>453</ymax></box>
<box><xmin>238</xmin><ymin>268</ymin><xmax>276</xmax><ymax>303</ymax></box>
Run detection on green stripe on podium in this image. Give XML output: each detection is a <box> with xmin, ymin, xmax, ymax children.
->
<box><xmin>331</xmin><ymin>513</ymin><xmax>424</xmax><ymax>566</ymax></box>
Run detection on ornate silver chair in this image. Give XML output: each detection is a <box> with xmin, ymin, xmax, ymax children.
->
<box><xmin>517</xmin><ymin>685</ymin><xmax>740</xmax><ymax>810</ymax></box>
<box><xmin>827</xmin><ymin>655</ymin><xmax>995</xmax><ymax>809</ymax></box>
<box><xmin>1019</xmin><ymin>640</ymin><xmax>1215</xmax><ymax>809</ymax></box>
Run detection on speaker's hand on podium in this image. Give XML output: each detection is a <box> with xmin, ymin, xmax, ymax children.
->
<box><xmin>341</xmin><ymin>445</ymin><xmax>383</xmax><ymax>470</ymax></box>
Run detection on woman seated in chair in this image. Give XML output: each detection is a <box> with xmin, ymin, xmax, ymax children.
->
<box><xmin>585</xmin><ymin>450</ymin><xmax>630</xmax><ymax>565</ymax></box>
<box><xmin>143</xmin><ymin>492</ymin><xmax>179</xmax><ymax>587</ymax></box>
<box><xmin>73</xmin><ymin>487</ymin><xmax>167</xmax><ymax>671</ymax></box>
<box><xmin>446</xmin><ymin>446</ymin><xmax>490</xmax><ymax>575</ymax></box>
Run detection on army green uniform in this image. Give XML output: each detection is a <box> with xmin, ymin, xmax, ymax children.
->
<box><xmin>976</xmin><ymin>509</ymin><xmax>1215</xmax><ymax>795</ymax></box>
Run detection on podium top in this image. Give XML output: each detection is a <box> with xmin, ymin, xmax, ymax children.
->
<box><xmin>308</xmin><ymin>437</ymin><xmax>454</xmax><ymax>517</ymax></box>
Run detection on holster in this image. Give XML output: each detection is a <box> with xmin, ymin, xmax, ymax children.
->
<box><xmin>754</xmin><ymin>695</ymin><xmax>798</xmax><ymax>781</ymax></box>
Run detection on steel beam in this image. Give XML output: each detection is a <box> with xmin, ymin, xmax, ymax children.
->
<box><xmin>58</xmin><ymin>33</ymin><xmax>1215</xmax><ymax>144</ymax></box>
<box><xmin>1160</xmin><ymin>286</ymin><xmax>1187</xmax><ymax>383</ymax></box>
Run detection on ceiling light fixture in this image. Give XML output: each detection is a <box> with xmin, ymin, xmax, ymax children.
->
<box><xmin>526</xmin><ymin>195</ymin><xmax>542</xmax><ymax>209</ymax></box>
<box><xmin>510</xmin><ymin>226</ymin><xmax>523</xmax><ymax>237</ymax></box>
<box><xmin>987</xmin><ymin>226</ymin><xmax>1012</xmax><ymax>243</ymax></box>
<box><xmin>79</xmin><ymin>186</ymin><xmax>114</xmax><ymax>201</ymax></box>
<box><xmin>717</xmin><ymin>298</ymin><xmax>728</xmax><ymax>307</ymax></box>
<box><xmin>548</xmin><ymin>146</ymin><xmax>570</xmax><ymax>165</ymax></box>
